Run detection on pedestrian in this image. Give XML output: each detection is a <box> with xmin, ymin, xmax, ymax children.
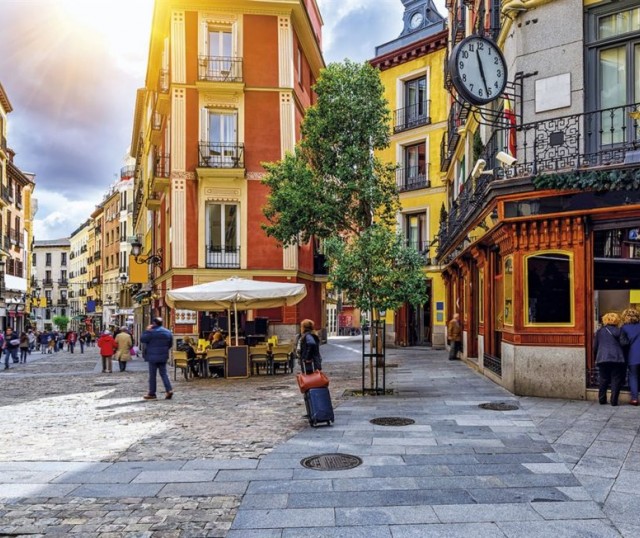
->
<box><xmin>78</xmin><ymin>330</ymin><xmax>86</xmax><ymax>353</ymax></box>
<box><xmin>298</xmin><ymin>319</ymin><xmax>322</xmax><ymax>374</ymax></box>
<box><xmin>594</xmin><ymin>312</ymin><xmax>627</xmax><ymax>406</ymax></box>
<box><xmin>27</xmin><ymin>329</ymin><xmax>36</xmax><ymax>354</ymax></box>
<box><xmin>447</xmin><ymin>313</ymin><xmax>462</xmax><ymax>360</ymax></box>
<box><xmin>97</xmin><ymin>330</ymin><xmax>117</xmax><ymax>373</ymax></box>
<box><xmin>67</xmin><ymin>330</ymin><xmax>77</xmax><ymax>353</ymax></box>
<box><xmin>140</xmin><ymin>317</ymin><xmax>174</xmax><ymax>400</ymax></box>
<box><xmin>114</xmin><ymin>326</ymin><xmax>133</xmax><ymax>372</ymax></box>
<box><xmin>3</xmin><ymin>327</ymin><xmax>20</xmax><ymax>369</ymax></box>
<box><xmin>621</xmin><ymin>308</ymin><xmax>640</xmax><ymax>406</ymax></box>
<box><xmin>18</xmin><ymin>332</ymin><xmax>29</xmax><ymax>364</ymax></box>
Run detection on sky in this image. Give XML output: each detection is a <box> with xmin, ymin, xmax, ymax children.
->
<box><xmin>0</xmin><ymin>0</ymin><xmax>446</xmax><ymax>241</ymax></box>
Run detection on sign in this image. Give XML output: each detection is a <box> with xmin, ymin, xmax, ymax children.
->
<box><xmin>175</xmin><ymin>309</ymin><xmax>197</xmax><ymax>325</ymax></box>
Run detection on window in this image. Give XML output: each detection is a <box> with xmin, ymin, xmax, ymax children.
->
<box><xmin>45</xmin><ymin>253</ymin><xmax>51</xmax><ymax>266</ymax></box>
<box><xmin>404</xmin><ymin>76</ymin><xmax>428</xmax><ymax>125</ymax></box>
<box><xmin>32</xmin><ymin>252</ymin><xmax>36</xmax><ymax>265</ymax></box>
<box><xmin>45</xmin><ymin>270</ymin><xmax>52</xmax><ymax>283</ymax></box>
<box><xmin>202</xmin><ymin>27</ymin><xmax>233</xmax><ymax>80</ymax></box>
<box><xmin>405</xmin><ymin>213</ymin><xmax>427</xmax><ymax>252</ymax></box>
<box><xmin>587</xmin><ymin>1</ymin><xmax>640</xmax><ymax>146</ymax></box>
<box><xmin>206</xmin><ymin>202</ymin><xmax>239</xmax><ymax>268</ymax></box>
<box><xmin>61</xmin><ymin>252</ymin><xmax>67</xmax><ymax>266</ymax></box>
<box><xmin>504</xmin><ymin>256</ymin><xmax>513</xmax><ymax>325</ymax></box>
<box><xmin>403</xmin><ymin>142</ymin><xmax>427</xmax><ymax>190</ymax></box>
<box><xmin>203</xmin><ymin>110</ymin><xmax>239</xmax><ymax>167</ymax></box>
<box><xmin>61</xmin><ymin>270</ymin><xmax>67</xmax><ymax>282</ymax></box>
<box><xmin>525</xmin><ymin>252</ymin><xmax>573</xmax><ymax>325</ymax></box>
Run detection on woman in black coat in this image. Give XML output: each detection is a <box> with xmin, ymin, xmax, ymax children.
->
<box><xmin>593</xmin><ymin>312</ymin><xmax>627</xmax><ymax>406</ymax></box>
<box><xmin>298</xmin><ymin>319</ymin><xmax>322</xmax><ymax>374</ymax></box>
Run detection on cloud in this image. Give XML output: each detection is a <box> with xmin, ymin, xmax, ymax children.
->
<box><xmin>33</xmin><ymin>190</ymin><xmax>100</xmax><ymax>241</ymax></box>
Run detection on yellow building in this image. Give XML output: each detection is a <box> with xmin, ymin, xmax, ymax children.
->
<box><xmin>371</xmin><ymin>0</ymin><xmax>449</xmax><ymax>347</ymax></box>
<box><xmin>69</xmin><ymin>219</ymin><xmax>90</xmax><ymax>330</ymax></box>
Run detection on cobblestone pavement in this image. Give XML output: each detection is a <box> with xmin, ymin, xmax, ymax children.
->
<box><xmin>0</xmin><ymin>340</ymin><xmax>366</xmax><ymax>536</ymax></box>
<box><xmin>1</xmin><ymin>341</ymin><xmax>639</xmax><ymax>537</ymax></box>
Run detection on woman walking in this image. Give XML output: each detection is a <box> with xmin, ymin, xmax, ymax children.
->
<box><xmin>621</xmin><ymin>308</ymin><xmax>640</xmax><ymax>406</ymax></box>
<box><xmin>593</xmin><ymin>312</ymin><xmax>627</xmax><ymax>406</ymax></box>
<box><xmin>18</xmin><ymin>332</ymin><xmax>29</xmax><ymax>364</ymax></box>
<box><xmin>114</xmin><ymin>327</ymin><xmax>133</xmax><ymax>372</ymax></box>
<box><xmin>97</xmin><ymin>330</ymin><xmax>117</xmax><ymax>373</ymax></box>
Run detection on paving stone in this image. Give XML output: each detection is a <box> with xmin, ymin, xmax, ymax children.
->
<box><xmin>497</xmin><ymin>519</ymin><xmax>622</xmax><ymax>537</ymax></box>
<box><xmin>69</xmin><ymin>484</ymin><xmax>164</xmax><ymax>498</ymax></box>
<box><xmin>530</xmin><ymin>500</ymin><xmax>605</xmax><ymax>519</ymax></box>
<box><xmin>231</xmin><ymin>508</ymin><xmax>335</xmax><ymax>529</ymax></box>
<box><xmin>281</xmin><ymin>526</ymin><xmax>392</xmax><ymax>537</ymax></box>
<box><xmin>158</xmin><ymin>482</ymin><xmax>247</xmax><ymax>496</ymax></box>
<box><xmin>432</xmin><ymin>503</ymin><xmax>542</xmax><ymax>523</ymax></box>
<box><xmin>335</xmin><ymin>505</ymin><xmax>438</xmax><ymax>525</ymax></box>
<box><xmin>388</xmin><ymin>522</ymin><xmax>506</xmax><ymax>537</ymax></box>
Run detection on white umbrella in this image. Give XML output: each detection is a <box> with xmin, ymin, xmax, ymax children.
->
<box><xmin>165</xmin><ymin>277</ymin><xmax>307</xmax><ymax>345</ymax></box>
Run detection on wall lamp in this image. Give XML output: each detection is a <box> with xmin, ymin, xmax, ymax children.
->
<box><xmin>130</xmin><ymin>238</ymin><xmax>163</xmax><ymax>267</ymax></box>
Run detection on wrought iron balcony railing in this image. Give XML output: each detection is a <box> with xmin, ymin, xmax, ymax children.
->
<box><xmin>394</xmin><ymin>101</ymin><xmax>431</xmax><ymax>133</ymax></box>
<box><xmin>1</xmin><ymin>185</ymin><xmax>12</xmax><ymax>203</ymax></box>
<box><xmin>437</xmin><ymin>101</ymin><xmax>640</xmax><ymax>258</ymax></box>
<box><xmin>58</xmin><ymin>279</ymin><xmax>68</xmax><ymax>287</ymax></box>
<box><xmin>121</xmin><ymin>165</ymin><xmax>135</xmax><ymax>179</ymax></box>
<box><xmin>206</xmin><ymin>245</ymin><xmax>240</xmax><ymax>269</ymax></box>
<box><xmin>197</xmin><ymin>56</ymin><xmax>243</xmax><ymax>83</ymax></box>
<box><xmin>396</xmin><ymin>167</ymin><xmax>430</xmax><ymax>192</ymax></box>
<box><xmin>154</xmin><ymin>153</ymin><xmax>170</xmax><ymax>178</ymax></box>
<box><xmin>406</xmin><ymin>239</ymin><xmax>431</xmax><ymax>263</ymax></box>
<box><xmin>198</xmin><ymin>142</ymin><xmax>245</xmax><ymax>169</ymax></box>
<box><xmin>42</xmin><ymin>278</ymin><xmax>54</xmax><ymax>287</ymax></box>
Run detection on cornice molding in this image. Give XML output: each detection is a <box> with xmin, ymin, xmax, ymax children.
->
<box><xmin>370</xmin><ymin>30</ymin><xmax>448</xmax><ymax>71</ymax></box>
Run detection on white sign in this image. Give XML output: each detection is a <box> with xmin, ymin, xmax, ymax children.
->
<box><xmin>175</xmin><ymin>309</ymin><xmax>197</xmax><ymax>325</ymax></box>
<box><xmin>535</xmin><ymin>73</ymin><xmax>571</xmax><ymax>113</ymax></box>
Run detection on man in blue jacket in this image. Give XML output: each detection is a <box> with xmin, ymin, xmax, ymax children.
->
<box><xmin>140</xmin><ymin>317</ymin><xmax>174</xmax><ymax>400</ymax></box>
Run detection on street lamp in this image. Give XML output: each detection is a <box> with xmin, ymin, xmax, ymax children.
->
<box><xmin>130</xmin><ymin>238</ymin><xmax>162</xmax><ymax>267</ymax></box>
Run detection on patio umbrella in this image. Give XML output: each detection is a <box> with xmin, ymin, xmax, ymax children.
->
<box><xmin>165</xmin><ymin>277</ymin><xmax>307</xmax><ymax>345</ymax></box>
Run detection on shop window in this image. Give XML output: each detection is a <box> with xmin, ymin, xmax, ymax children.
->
<box><xmin>525</xmin><ymin>252</ymin><xmax>573</xmax><ymax>325</ymax></box>
<box><xmin>504</xmin><ymin>257</ymin><xmax>513</xmax><ymax>325</ymax></box>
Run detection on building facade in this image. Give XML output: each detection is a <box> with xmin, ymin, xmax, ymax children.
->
<box><xmin>439</xmin><ymin>0</ymin><xmax>640</xmax><ymax>399</ymax></box>
<box><xmin>69</xmin><ymin>220</ymin><xmax>90</xmax><ymax>331</ymax></box>
<box><xmin>32</xmin><ymin>239</ymin><xmax>70</xmax><ymax>331</ymax></box>
<box><xmin>371</xmin><ymin>0</ymin><xmax>449</xmax><ymax>348</ymax></box>
<box><xmin>130</xmin><ymin>0</ymin><xmax>326</xmax><ymax>341</ymax></box>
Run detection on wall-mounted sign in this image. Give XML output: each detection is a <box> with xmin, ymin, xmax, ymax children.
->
<box><xmin>175</xmin><ymin>309</ymin><xmax>197</xmax><ymax>325</ymax></box>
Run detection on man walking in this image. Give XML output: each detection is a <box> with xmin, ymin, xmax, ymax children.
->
<box><xmin>140</xmin><ymin>317</ymin><xmax>174</xmax><ymax>400</ymax></box>
<box><xmin>447</xmin><ymin>313</ymin><xmax>462</xmax><ymax>361</ymax></box>
<box><xmin>3</xmin><ymin>327</ymin><xmax>19</xmax><ymax>369</ymax></box>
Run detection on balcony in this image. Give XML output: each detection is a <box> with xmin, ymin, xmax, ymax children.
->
<box><xmin>57</xmin><ymin>299</ymin><xmax>68</xmax><ymax>306</ymax></box>
<box><xmin>0</xmin><ymin>134</ymin><xmax>6</xmax><ymax>152</ymax></box>
<box><xmin>42</xmin><ymin>278</ymin><xmax>54</xmax><ymax>287</ymax></box>
<box><xmin>396</xmin><ymin>167</ymin><xmax>430</xmax><ymax>192</ymax></box>
<box><xmin>94</xmin><ymin>250</ymin><xmax>101</xmax><ymax>261</ymax></box>
<box><xmin>156</xmin><ymin>68</ymin><xmax>170</xmax><ymax>115</ymax></box>
<box><xmin>146</xmin><ymin>191</ymin><xmax>162</xmax><ymax>210</ymax></box>
<box><xmin>2</xmin><ymin>236</ymin><xmax>9</xmax><ymax>250</ymax></box>
<box><xmin>406</xmin><ymin>239</ymin><xmax>431</xmax><ymax>264</ymax></box>
<box><xmin>451</xmin><ymin>2</ymin><xmax>466</xmax><ymax>46</ymax></box>
<box><xmin>15</xmin><ymin>194</ymin><xmax>22</xmax><ymax>209</ymax></box>
<box><xmin>58</xmin><ymin>279</ymin><xmax>68</xmax><ymax>287</ymax></box>
<box><xmin>393</xmin><ymin>101</ymin><xmax>431</xmax><ymax>133</ymax></box>
<box><xmin>81</xmin><ymin>245</ymin><xmax>88</xmax><ymax>253</ymax></box>
<box><xmin>120</xmin><ymin>165</ymin><xmax>135</xmax><ymax>180</ymax></box>
<box><xmin>150</xmin><ymin>111</ymin><xmax>163</xmax><ymax>145</ymax></box>
<box><xmin>437</xmin><ymin>102</ymin><xmax>640</xmax><ymax>258</ymax></box>
<box><xmin>152</xmin><ymin>153</ymin><xmax>170</xmax><ymax>192</ymax></box>
<box><xmin>1</xmin><ymin>185</ymin><xmax>13</xmax><ymax>204</ymax></box>
<box><xmin>197</xmin><ymin>56</ymin><xmax>243</xmax><ymax>83</ymax></box>
<box><xmin>441</xmin><ymin>100</ymin><xmax>470</xmax><ymax>172</ymax></box>
<box><xmin>198</xmin><ymin>142</ymin><xmax>244</xmax><ymax>169</ymax></box>
<box><xmin>206</xmin><ymin>245</ymin><xmax>240</xmax><ymax>269</ymax></box>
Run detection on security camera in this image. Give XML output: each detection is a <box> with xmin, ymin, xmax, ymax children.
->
<box><xmin>496</xmin><ymin>151</ymin><xmax>517</xmax><ymax>166</ymax></box>
<box><xmin>471</xmin><ymin>159</ymin><xmax>486</xmax><ymax>180</ymax></box>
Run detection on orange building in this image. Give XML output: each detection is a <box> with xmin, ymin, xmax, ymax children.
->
<box><xmin>130</xmin><ymin>0</ymin><xmax>326</xmax><ymax>341</ymax></box>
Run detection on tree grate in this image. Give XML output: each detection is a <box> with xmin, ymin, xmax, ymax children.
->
<box><xmin>257</xmin><ymin>385</ymin><xmax>289</xmax><ymax>391</ymax></box>
<box><xmin>478</xmin><ymin>402</ymin><xmax>519</xmax><ymax>411</ymax></box>
<box><xmin>300</xmin><ymin>453</ymin><xmax>363</xmax><ymax>471</ymax></box>
<box><xmin>370</xmin><ymin>417</ymin><xmax>415</xmax><ymax>426</ymax></box>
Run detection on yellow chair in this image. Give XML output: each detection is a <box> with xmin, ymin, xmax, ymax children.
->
<box><xmin>249</xmin><ymin>345</ymin><xmax>270</xmax><ymax>375</ymax></box>
<box><xmin>271</xmin><ymin>343</ymin><xmax>293</xmax><ymax>374</ymax></box>
<box><xmin>173</xmin><ymin>350</ymin><xmax>193</xmax><ymax>381</ymax></box>
<box><xmin>206</xmin><ymin>348</ymin><xmax>226</xmax><ymax>378</ymax></box>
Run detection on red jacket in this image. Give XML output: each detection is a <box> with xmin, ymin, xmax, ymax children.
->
<box><xmin>97</xmin><ymin>334</ymin><xmax>117</xmax><ymax>356</ymax></box>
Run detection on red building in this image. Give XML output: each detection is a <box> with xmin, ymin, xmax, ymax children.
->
<box><xmin>130</xmin><ymin>0</ymin><xmax>327</xmax><ymax>342</ymax></box>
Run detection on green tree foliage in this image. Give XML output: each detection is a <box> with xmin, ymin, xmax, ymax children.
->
<box><xmin>262</xmin><ymin>60</ymin><xmax>428</xmax><ymax>316</ymax></box>
<box><xmin>53</xmin><ymin>315</ymin><xmax>69</xmax><ymax>331</ymax></box>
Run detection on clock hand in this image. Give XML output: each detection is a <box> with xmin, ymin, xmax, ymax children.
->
<box><xmin>476</xmin><ymin>49</ymin><xmax>489</xmax><ymax>95</ymax></box>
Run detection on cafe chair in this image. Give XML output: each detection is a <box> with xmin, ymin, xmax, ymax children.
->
<box><xmin>249</xmin><ymin>345</ymin><xmax>270</xmax><ymax>375</ymax></box>
<box><xmin>206</xmin><ymin>348</ymin><xmax>226</xmax><ymax>378</ymax></box>
<box><xmin>173</xmin><ymin>350</ymin><xmax>193</xmax><ymax>381</ymax></box>
<box><xmin>271</xmin><ymin>343</ymin><xmax>293</xmax><ymax>374</ymax></box>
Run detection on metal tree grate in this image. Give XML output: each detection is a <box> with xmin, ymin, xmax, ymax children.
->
<box><xmin>300</xmin><ymin>453</ymin><xmax>363</xmax><ymax>471</ymax></box>
<box><xmin>370</xmin><ymin>417</ymin><xmax>415</xmax><ymax>426</ymax></box>
<box><xmin>478</xmin><ymin>402</ymin><xmax>519</xmax><ymax>411</ymax></box>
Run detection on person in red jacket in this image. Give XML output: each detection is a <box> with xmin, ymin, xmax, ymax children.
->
<box><xmin>97</xmin><ymin>330</ymin><xmax>117</xmax><ymax>373</ymax></box>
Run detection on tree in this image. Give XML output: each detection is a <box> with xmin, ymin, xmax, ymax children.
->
<box><xmin>53</xmin><ymin>315</ymin><xmax>69</xmax><ymax>332</ymax></box>
<box><xmin>262</xmin><ymin>61</ymin><xmax>429</xmax><ymax>385</ymax></box>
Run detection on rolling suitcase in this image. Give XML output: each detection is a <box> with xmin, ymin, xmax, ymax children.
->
<box><xmin>304</xmin><ymin>386</ymin><xmax>334</xmax><ymax>427</ymax></box>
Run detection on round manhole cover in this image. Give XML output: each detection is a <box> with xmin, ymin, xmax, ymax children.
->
<box><xmin>300</xmin><ymin>453</ymin><xmax>363</xmax><ymax>471</ymax></box>
<box><xmin>258</xmin><ymin>385</ymin><xmax>289</xmax><ymax>391</ymax></box>
<box><xmin>479</xmin><ymin>402</ymin><xmax>519</xmax><ymax>411</ymax></box>
<box><xmin>370</xmin><ymin>417</ymin><xmax>415</xmax><ymax>426</ymax></box>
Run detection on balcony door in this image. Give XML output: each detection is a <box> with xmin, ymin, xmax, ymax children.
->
<box><xmin>404</xmin><ymin>76</ymin><xmax>428</xmax><ymax>127</ymax></box>
<box><xmin>403</xmin><ymin>142</ymin><xmax>427</xmax><ymax>190</ymax></box>
<box><xmin>204</xmin><ymin>110</ymin><xmax>238</xmax><ymax>167</ymax></box>
<box><xmin>205</xmin><ymin>28</ymin><xmax>233</xmax><ymax>80</ymax></box>
<box><xmin>405</xmin><ymin>212</ymin><xmax>427</xmax><ymax>254</ymax></box>
<box><xmin>206</xmin><ymin>203</ymin><xmax>239</xmax><ymax>268</ymax></box>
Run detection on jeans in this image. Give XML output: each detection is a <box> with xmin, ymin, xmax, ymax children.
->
<box><xmin>79</xmin><ymin>341</ymin><xmax>84</xmax><ymax>353</ymax></box>
<box><xmin>629</xmin><ymin>363</ymin><xmax>640</xmax><ymax>401</ymax></box>
<box><xmin>118</xmin><ymin>360</ymin><xmax>127</xmax><ymax>372</ymax></box>
<box><xmin>148</xmin><ymin>361</ymin><xmax>172</xmax><ymax>396</ymax></box>
<box><xmin>4</xmin><ymin>347</ymin><xmax>18</xmax><ymax>367</ymax></box>
<box><xmin>69</xmin><ymin>342</ymin><xmax>75</xmax><ymax>353</ymax></box>
<box><xmin>19</xmin><ymin>348</ymin><xmax>28</xmax><ymax>363</ymax></box>
<box><xmin>449</xmin><ymin>340</ymin><xmax>462</xmax><ymax>360</ymax></box>
<box><xmin>101</xmin><ymin>355</ymin><xmax>112</xmax><ymax>373</ymax></box>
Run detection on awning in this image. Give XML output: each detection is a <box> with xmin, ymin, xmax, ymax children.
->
<box><xmin>71</xmin><ymin>315</ymin><xmax>85</xmax><ymax>321</ymax></box>
<box><xmin>4</xmin><ymin>275</ymin><xmax>27</xmax><ymax>292</ymax></box>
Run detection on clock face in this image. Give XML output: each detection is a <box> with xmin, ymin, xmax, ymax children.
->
<box><xmin>410</xmin><ymin>12</ymin><xmax>424</xmax><ymax>29</ymax></box>
<box><xmin>449</xmin><ymin>36</ymin><xmax>508</xmax><ymax>106</ymax></box>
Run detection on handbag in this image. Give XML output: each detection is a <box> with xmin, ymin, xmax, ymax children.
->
<box><xmin>296</xmin><ymin>369</ymin><xmax>329</xmax><ymax>393</ymax></box>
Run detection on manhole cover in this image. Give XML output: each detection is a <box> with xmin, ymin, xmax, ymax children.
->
<box><xmin>258</xmin><ymin>385</ymin><xmax>289</xmax><ymax>391</ymax></box>
<box><xmin>300</xmin><ymin>453</ymin><xmax>363</xmax><ymax>471</ymax></box>
<box><xmin>478</xmin><ymin>402</ymin><xmax>519</xmax><ymax>411</ymax></box>
<box><xmin>370</xmin><ymin>417</ymin><xmax>415</xmax><ymax>426</ymax></box>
